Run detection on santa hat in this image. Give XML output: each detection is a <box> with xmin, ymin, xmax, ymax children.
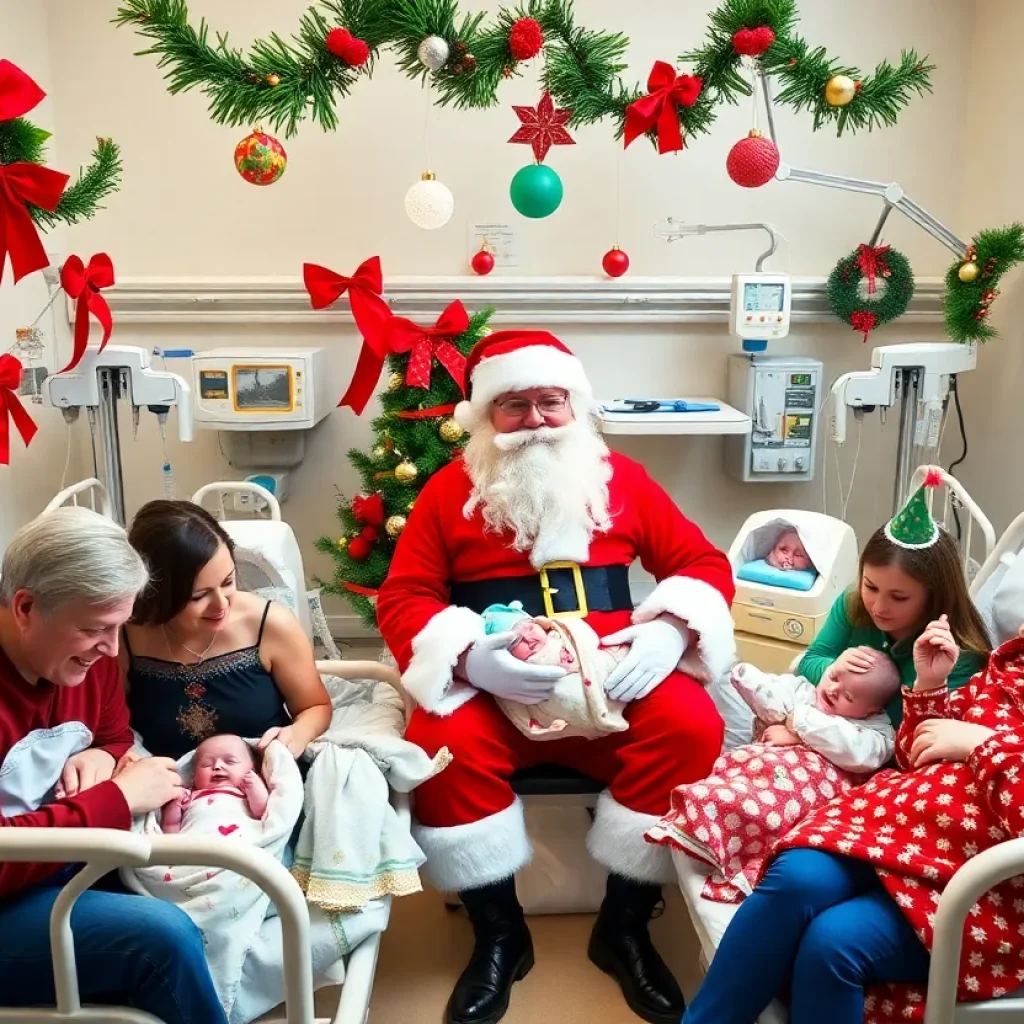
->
<box><xmin>453</xmin><ymin>330</ymin><xmax>593</xmax><ymax>430</ymax></box>
<box><xmin>884</xmin><ymin>469</ymin><xmax>942</xmax><ymax>549</ymax></box>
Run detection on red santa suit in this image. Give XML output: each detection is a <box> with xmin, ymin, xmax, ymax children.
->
<box><xmin>376</xmin><ymin>333</ymin><xmax>736</xmax><ymax>894</ymax></box>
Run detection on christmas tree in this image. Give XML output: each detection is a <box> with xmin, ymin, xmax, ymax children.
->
<box><xmin>315</xmin><ymin>300</ymin><xmax>494</xmax><ymax>628</ymax></box>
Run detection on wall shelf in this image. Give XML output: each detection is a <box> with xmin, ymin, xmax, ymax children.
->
<box><xmin>597</xmin><ymin>400</ymin><xmax>751</xmax><ymax>436</ymax></box>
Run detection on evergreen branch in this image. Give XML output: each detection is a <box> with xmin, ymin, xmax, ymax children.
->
<box><xmin>35</xmin><ymin>138</ymin><xmax>123</xmax><ymax>230</ymax></box>
<box><xmin>0</xmin><ymin>118</ymin><xmax>51</xmax><ymax>167</ymax></box>
<box><xmin>944</xmin><ymin>224</ymin><xmax>1024</xmax><ymax>344</ymax></box>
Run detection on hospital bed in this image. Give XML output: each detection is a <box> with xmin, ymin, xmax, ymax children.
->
<box><xmin>674</xmin><ymin>466</ymin><xmax>1018</xmax><ymax>1024</ymax></box>
<box><xmin>1</xmin><ymin>481</ymin><xmax>410</xmax><ymax>1024</ymax></box>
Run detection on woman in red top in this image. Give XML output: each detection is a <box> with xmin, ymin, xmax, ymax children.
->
<box><xmin>683</xmin><ymin>611</ymin><xmax>1024</xmax><ymax>1024</ymax></box>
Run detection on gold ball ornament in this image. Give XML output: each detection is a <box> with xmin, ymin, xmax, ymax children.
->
<box><xmin>267</xmin><ymin>73</ymin><xmax>281</xmax><ymax>86</ymax></box>
<box><xmin>439</xmin><ymin>417</ymin><xmax>465</xmax><ymax>443</ymax></box>
<box><xmin>336</xmin><ymin>536</ymin><xmax>348</xmax><ymax>549</ymax></box>
<box><xmin>407</xmin><ymin>501</ymin><xmax>415</xmax><ymax>512</ymax></box>
<box><xmin>824</xmin><ymin>75</ymin><xmax>857</xmax><ymax>107</ymax></box>
<box><xmin>372</xmin><ymin>445</ymin><xmax>387</xmax><ymax>459</ymax></box>
<box><xmin>385</xmin><ymin>515</ymin><xmax>407</xmax><ymax>538</ymax></box>
<box><xmin>395</xmin><ymin>460</ymin><xmax>418</xmax><ymax>484</ymax></box>
<box><xmin>958</xmin><ymin>261</ymin><xmax>980</xmax><ymax>283</ymax></box>
<box><xmin>387</xmin><ymin>372</ymin><xmax>404</xmax><ymax>392</ymax></box>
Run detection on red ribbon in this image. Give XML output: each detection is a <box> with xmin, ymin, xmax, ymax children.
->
<box><xmin>303</xmin><ymin>256</ymin><xmax>393</xmax><ymax>415</ymax></box>
<box><xmin>0</xmin><ymin>354</ymin><xmax>39</xmax><ymax>465</ymax></box>
<box><xmin>0</xmin><ymin>60</ymin><xmax>46</xmax><ymax>121</ymax></box>
<box><xmin>343</xmin><ymin>581</ymin><xmax>379</xmax><ymax>597</ymax></box>
<box><xmin>854</xmin><ymin>244</ymin><xmax>891</xmax><ymax>296</ymax></box>
<box><xmin>352</xmin><ymin>492</ymin><xmax>385</xmax><ymax>529</ymax></box>
<box><xmin>385</xmin><ymin>300</ymin><xmax>469</xmax><ymax>392</ymax></box>
<box><xmin>0</xmin><ymin>162</ymin><xmax>70</xmax><ymax>285</ymax></box>
<box><xmin>624</xmin><ymin>62</ymin><xmax>702</xmax><ymax>154</ymax></box>
<box><xmin>59</xmin><ymin>253</ymin><xmax>115</xmax><ymax>372</ymax></box>
<box><xmin>395</xmin><ymin>403</ymin><xmax>457</xmax><ymax>420</ymax></box>
<box><xmin>850</xmin><ymin>310</ymin><xmax>877</xmax><ymax>342</ymax></box>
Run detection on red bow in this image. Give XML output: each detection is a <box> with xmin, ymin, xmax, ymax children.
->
<box><xmin>850</xmin><ymin>310</ymin><xmax>878</xmax><ymax>342</ymax></box>
<box><xmin>0</xmin><ymin>354</ymin><xmax>38</xmax><ymax>465</ymax></box>
<box><xmin>624</xmin><ymin>62</ymin><xmax>702</xmax><ymax>154</ymax></box>
<box><xmin>385</xmin><ymin>300</ymin><xmax>469</xmax><ymax>392</ymax></box>
<box><xmin>855</xmin><ymin>244</ymin><xmax>891</xmax><ymax>296</ymax></box>
<box><xmin>352</xmin><ymin>492</ymin><xmax>385</xmax><ymax>529</ymax></box>
<box><xmin>0</xmin><ymin>60</ymin><xmax>46</xmax><ymax>121</ymax></box>
<box><xmin>60</xmin><ymin>253</ymin><xmax>115</xmax><ymax>372</ymax></box>
<box><xmin>303</xmin><ymin>256</ymin><xmax>393</xmax><ymax>415</ymax></box>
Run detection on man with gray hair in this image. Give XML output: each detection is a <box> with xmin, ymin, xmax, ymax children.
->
<box><xmin>0</xmin><ymin>506</ymin><xmax>227</xmax><ymax>1024</ymax></box>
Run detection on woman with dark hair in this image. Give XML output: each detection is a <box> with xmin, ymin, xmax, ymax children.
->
<box><xmin>121</xmin><ymin>500</ymin><xmax>331</xmax><ymax>761</ymax></box>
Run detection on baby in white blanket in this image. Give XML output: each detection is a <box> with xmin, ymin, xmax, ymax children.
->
<box><xmin>161</xmin><ymin>734</ymin><xmax>268</xmax><ymax>835</ymax></box>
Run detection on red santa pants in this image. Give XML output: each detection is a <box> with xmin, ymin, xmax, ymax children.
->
<box><xmin>407</xmin><ymin>671</ymin><xmax>724</xmax><ymax>892</ymax></box>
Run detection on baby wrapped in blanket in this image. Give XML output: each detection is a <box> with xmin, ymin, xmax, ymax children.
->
<box><xmin>481</xmin><ymin>602</ymin><xmax>629</xmax><ymax>740</ymax></box>
<box><xmin>121</xmin><ymin>734</ymin><xmax>305</xmax><ymax>1021</ymax></box>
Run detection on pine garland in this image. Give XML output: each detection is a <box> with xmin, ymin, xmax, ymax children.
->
<box><xmin>943</xmin><ymin>224</ymin><xmax>1024</xmax><ymax>344</ymax></box>
<box><xmin>313</xmin><ymin>306</ymin><xmax>494</xmax><ymax>628</ymax></box>
<box><xmin>115</xmin><ymin>0</ymin><xmax>932</xmax><ymax>145</ymax></box>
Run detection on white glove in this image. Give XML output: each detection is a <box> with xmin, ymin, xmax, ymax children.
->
<box><xmin>463</xmin><ymin>632</ymin><xmax>566</xmax><ymax>705</ymax></box>
<box><xmin>600</xmin><ymin>618</ymin><xmax>688</xmax><ymax>702</ymax></box>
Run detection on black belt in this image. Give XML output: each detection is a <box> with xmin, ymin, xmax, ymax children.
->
<box><xmin>450</xmin><ymin>564</ymin><xmax>632</xmax><ymax>619</ymax></box>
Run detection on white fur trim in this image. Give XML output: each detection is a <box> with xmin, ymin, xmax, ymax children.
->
<box><xmin>587</xmin><ymin>791</ymin><xmax>675</xmax><ymax>884</ymax></box>
<box><xmin>471</xmin><ymin>346</ymin><xmax>592</xmax><ymax>407</ymax></box>
<box><xmin>633</xmin><ymin>576</ymin><xmax>737</xmax><ymax>684</ymax></box>
<box><xmin>414</xmin><ymin>799</ymin><xmax>532</xmax><ymax>892</ymax></box>
<box><xmin>402</xmin><ymin>605</ymin><xmax>485</xmax><ymax>715</ymax></box>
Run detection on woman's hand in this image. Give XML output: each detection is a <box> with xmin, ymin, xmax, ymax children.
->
<box><xmin>833</xmin><ymin>646</ymin><xmax>877</xmax><ymax>675</ymax></box>
<box><xmin>762</xmin><ymin>723</ymin><xmax>801</xmax><ymax>747</ymax></box>
<box><xmin>913</xmin><ymin>614</ymin><xmax>959</xmax><ymax>691</ymax></box>
<box><xmin>55</xmin><ymin>748</ymin><xmax>116</xmax><ymax>799</ymax></box>
<box><xmin>113</xmin><ymin>750</ymin><xmax>144</xmax><ymax>778</ymax></box>
<box><xmin>258</xmin><ymin>725</ymin><xmax>306</xmax><ymax>759</ymax></box>
<box><xmin>909</xmin><ymin>719</ymin><xmax>995</xmax><ymax>767</ymax></box>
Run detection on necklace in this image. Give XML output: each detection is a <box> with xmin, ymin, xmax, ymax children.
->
<box><xmin>163</xmin><ymin>625</ymin><xmax>219</xmax><ymax>664</ymax></box>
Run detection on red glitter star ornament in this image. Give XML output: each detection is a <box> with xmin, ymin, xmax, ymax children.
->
<box><xmin>508</xmin><ymin>91</ymin><xmax>574</xmax><ymax>163</ymax></box>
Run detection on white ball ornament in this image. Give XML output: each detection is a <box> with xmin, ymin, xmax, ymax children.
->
<box><xmin>417</xmin><ymin>35</ymin><xmax>450</xmax><ymax>72</ymax></box>
<box><xmin>404</xmin><ymin>171</ymin><xmax>454</xmax><ymax>230</ymax></box>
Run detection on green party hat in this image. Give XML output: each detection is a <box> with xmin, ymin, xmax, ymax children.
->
<box><xmin>885</xmin><ymin>469</ymin><xmax>942</xmax><ymax>549</ymax></box>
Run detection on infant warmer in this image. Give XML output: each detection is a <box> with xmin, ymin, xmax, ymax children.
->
<box><xmin>728</xmin><ymin>510</ymin><xmax>858</xmax><ymax>672</ymax></box>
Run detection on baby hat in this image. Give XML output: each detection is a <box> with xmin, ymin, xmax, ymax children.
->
<box><xmin>481</xmin><ymin>601</ymin><xmax>530</xmax><ymax>634</ymax></box>
<box><xmin>885</xmin><ymin>468</ymin><xmax>941</xmax><ymax>549</ymax></box>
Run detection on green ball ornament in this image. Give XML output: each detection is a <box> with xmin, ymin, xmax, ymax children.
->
<box><xmin>510</xmin><ymin>164</ymin><xmax>563</xmax><ymax>219</ymax></box>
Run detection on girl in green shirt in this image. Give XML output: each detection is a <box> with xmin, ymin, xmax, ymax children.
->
<box><xmin>797</xmin><ymin>522</ymin><xmax>990</xmax><ymax>726</ymax></box>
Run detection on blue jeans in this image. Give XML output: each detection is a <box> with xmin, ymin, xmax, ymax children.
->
<box><xmin>0</xmin><ymin>872</ymin><xmax>227</xmax><ymax>1024</ymax></box>
<box><xmin>683</xmin><ymin>849</ymin><xmax>931</xmax><ymax>1024</ymax></box>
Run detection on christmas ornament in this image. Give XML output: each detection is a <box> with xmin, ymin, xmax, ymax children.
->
<box><xmin>0</xmin><ymin>353</ymin><xmax>38</xmax><ymax>465</ymax></box>
<box><xmin>508</xmin><ymin>18</ymin><xmax>544</xmax><ymax>61</ymax></box>
<box><xmin>508</xmin><ymin>92</ymin><xmax>574</xmax><ymax>163</ymax></box>
<box><xmin>957</xmin><ymin>261</ymin><xmax>979</xmax><ymax>283</ymax></box>
<box><xmin>602</xmin><ymin>246</ymin><xmax>629</xmax><ymax>278</ymax></box>
<box><xmin>471</xmin><ymin>243</ymin><xmax>495</xmax><ymax>276</ymax></box>
<box><xmin>824</xmin><ymin>74</ymin><xmax>858</xmax><ymax>107</ymax></box>
<box><xmin>407</xmin><ymin>501</ymin><xmax>416</xmax><ymax>512</ymax></box>
<box><xmin>385</xmin><ymin>301</ymin><xmax>469</xmax><ymax>392</ymax></box>
<box><xmin>510</xmin><ymin>163</ymin><xmax>563</xmax><ymax>219</ymax></box>
<box><xmin>352</xmin><ymin>492</ymin><xmax>385</xmax><ymax>529</ymax></box>
<box><xmin>347</xmin><ymin>535</ymin><xmax>373</xmax><ymax>561</ymax></box>
<box><xmin>234</xmin><ymin>129</ymin><xmax>287</xmax><ymax>185</ymax></box>
<box><xmin>266</xmin><ymin>73</ymin><xmax>281</xmax><ymax>87</ymax></box>
<box><xmin>385</xmin><ymin>514</ymin><xmax>407</xmax><ymax>538</ymax></box>
<box><xmin>325</xmin><ymin>27</ymin><xmax>370</xmax><ymax>67</ymax></box>
<box><xmin>726</xmin><ymin>130</ymin><xmax>780</xmax><ymax>188</ymax></box>
<box><xmin>439</xmin><ymin>417</ymin><xmax>464</xmax><ymax>443</ymax></box>
<box><xmin>395</xmin><ymin>459</ymin><xmax>418</xmax><ymax>483</ymax></box>
<box><xmin>885</xmin><ymin>469</ymin><xmax>941</xmax><ymax>549</ymax></box>
<box><xmin>404</xmin><ymin>171</ymin><xmax>454</xmax><ymax>230</ymax></box>
<box><xmin>827</xmin><ymin>243</ymin><xmax>914</xmax><ymax>342</ymax></box>
<box><xmin>417</xmin><ymin>35</ymin><xmax>450</xmax><ymax>72</ymax></box>
<box><xmin>454</xmin><ymin>53</ymin><xmax>477</xmax><ymax>75</ymax></box>
<box><xmin>59</xmin><ymin>253</ymin><xmax>115</xmax><ymax>372</ymax></box>
<box><xmin>387</xmin><ymin>371</ymin><xmax>404</xmax><ymax>391</ymax></box>
<box><xmin>336</xmin><ymin>536</ymin><xmax>348</xmax><ymax>549</ymax></box>
<box><xmin>732</xmin><ymin>27</ymin><xmax>776</xmax><ymax>57</ymax></box>
<box><xmin>624</xmin><ymin>62</ymin><xmax>702</xmax><ymax>154</ymax></box>
<box><xmin>372</xmin><ymin>445</ymin><xmax>387</xmax><ymax>459</ymax></box>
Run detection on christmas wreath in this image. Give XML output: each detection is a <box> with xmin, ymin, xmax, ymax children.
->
<box><xmin>944</xmin><ymin>223</ymin><xmax>1024</xmax><ymax>343</ymax></box>
<box><xmin>827</xmin><ymin>244</ymin><xmax>915</xmax><ymax>341</ymax></box>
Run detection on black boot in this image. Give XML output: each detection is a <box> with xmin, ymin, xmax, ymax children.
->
<box><xmin>446</xmin><ymin>877</ymin><xmax>534</xmax><ymax>1024</ymax></box>
<box><xmin>588</xmin><ymin>873</ymin><xmax>684</xmax><ymax>1024</ymax></box>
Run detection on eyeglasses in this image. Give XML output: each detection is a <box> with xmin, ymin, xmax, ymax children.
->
<box><xmin>493</xmin><ymin>393</ymin><xmax>569</xmax><ymax>418</ymax></box>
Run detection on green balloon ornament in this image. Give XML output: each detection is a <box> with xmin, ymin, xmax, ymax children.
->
<box><xmin>510</xmin><ymin>164</ymin><xmax>563</xmax><ymax>219</ymax></box>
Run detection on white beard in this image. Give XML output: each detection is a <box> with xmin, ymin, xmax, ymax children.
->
<box><xmin>461</xmin><ymin>415</ymin><xmax>613</xmax><ymax>569</ymax></box>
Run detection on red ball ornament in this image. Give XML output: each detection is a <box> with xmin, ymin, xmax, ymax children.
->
<box><xmin>325</xmin><ymin>27</ymin><xmax>370</xmax><ymax>66</ymax></box>
<box><xmin>726</xmin><ymin>130</ymin><xmax>780</xmax><ymax>189</ymax></box>
<box><xmin>602</xmin><ymin>246</ymin><xmax>630</xmax><ymax>278</ymax></box>
<box><xmin>471</xmin><ymin>246</ymin><xmax>495</xmax><ymax>275</ymax></box>
<box><xmin>347</xmin><ymin>535</ymin><xmax>372</xmax><ymax>561</ymax></box>
<box><xmin>360</xmin><ymin>525</ymin><xmax>378</xmax><ymax>542</ymax></box>
<box><xmin>233</xmin><ymin>130</ymin><xmax>287</xmax><ymax>186</ymax></box>
<box><xmin>509</xmin><ymin>18</ymin><xmax>544</xmax><ymax>61</ymax></box>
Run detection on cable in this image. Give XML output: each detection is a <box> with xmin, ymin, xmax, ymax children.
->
<box><xmin>59</xmin><ymin>423</ymin><xmax>73</xmax><ymax>492</ymax></box>
<box><xmin>946</xmin><ymin>376</ymin><xmax>968</xmax><ymax>540</ymax></box>
<box><xmin>841</xmin><ymin>416</ymin><xmax>863</xmax><ymax>523</ymax></box>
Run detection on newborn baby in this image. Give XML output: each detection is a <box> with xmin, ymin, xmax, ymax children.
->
<box><xmin>162</xmin><ymin>733</ymin><xmax>269</xmax><ymax>834</ymax></box>
<box><xmin>482</xmin><ymin>602</ymin><xmax>629</xmax><ymax>740</ymax></box>
<box><xmin>765</xmin><ymin>528</ymin><xmax>814</xmax><ymax>572</ymax></box>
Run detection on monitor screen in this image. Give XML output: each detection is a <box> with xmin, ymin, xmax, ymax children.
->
<box><xmin>790</xmin><ymin>373</ymin><xmax>812</xmax><ymax>386</ymax></box>
<box><xmin>743</xmin><ymin>282</ymin><xmax>785</xmax><ymax>313</ymax></box>
<box><xmin>199</xmin><ymin>370</ymin><xmax>229</xmax><ymax>400</ymax></box>
<box><xmin>233</xmin><ymin>365</ymin><xmax>292</xmax><ymax>411</ymax></box>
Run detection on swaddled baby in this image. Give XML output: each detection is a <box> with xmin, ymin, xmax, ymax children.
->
<box><xmin>481</xmin><ymin>602</ymin><xmax>629</xmax><ymax>740</ymax></box>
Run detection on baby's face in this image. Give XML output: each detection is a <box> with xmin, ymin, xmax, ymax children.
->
<box><xmin>816</xmin><ymin>665</ymin><xmax>882</xmax><ymax>719</ymax></box>
<box><xmin>193</xmin><ymin>735</ymin><xmax>254</xmax><ymax>790</ymax></box>
<box><xmin>507</xmin><ymin>620</ymin><xmax>549</xmax><ymax>661</ymax></box>
<box><xmin>767</xmin><ymin>531</ymin><xmax>812</xmax><ymax>571</ymax></box>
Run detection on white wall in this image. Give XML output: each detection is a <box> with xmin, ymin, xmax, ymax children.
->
<box><xmin>7</xmin><ymin>0</ymin><xmax>1009</xmax><ymax>630</ymax></box>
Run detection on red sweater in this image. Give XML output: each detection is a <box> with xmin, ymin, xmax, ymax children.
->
<box><xmin>0</xmin><ymin>643</ymin><xmax>133</xmax><ymax>896</ymax></box>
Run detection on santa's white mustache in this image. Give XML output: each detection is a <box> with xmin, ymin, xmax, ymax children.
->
<box><xmin>491</xmin><ymin>424</ymin><xmax>572</xmax><ymax>451</ymax></box>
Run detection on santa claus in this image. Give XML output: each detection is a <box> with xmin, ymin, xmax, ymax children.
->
<box><xmin>376</xmin><ymin>331</ymin><xmax>736</xmax><ymax>1024</ymax></box>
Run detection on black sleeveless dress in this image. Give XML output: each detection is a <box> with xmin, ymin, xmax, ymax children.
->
<box><xmin>125</xmin><ymin>601</ymin><xmax>291</xmax><ymax>760</ymax></box>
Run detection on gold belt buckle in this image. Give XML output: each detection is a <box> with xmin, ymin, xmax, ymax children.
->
<box><xmin>539</xmin><ymin>561</ymin><xmax>588</xmax><ymax>619</ymax></box>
